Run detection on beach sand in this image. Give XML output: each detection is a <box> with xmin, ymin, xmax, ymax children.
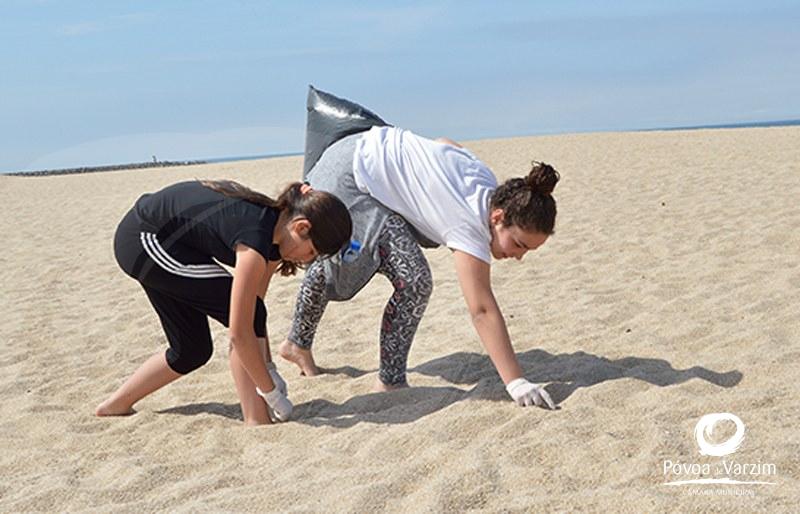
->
<box><xmin>1</xmin><ymin>127</ymin><xmax>798</xmax><ymax>512</ymax></box>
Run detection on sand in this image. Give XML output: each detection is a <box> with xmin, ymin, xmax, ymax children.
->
<box><xmin>1</xmin><ymin>126</ymin><xmax>798</xmax><ymax>513</ymax></box>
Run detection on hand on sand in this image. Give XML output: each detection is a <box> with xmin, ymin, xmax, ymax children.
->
<box><xmin>505</xmin><ymin>378</ymin><xmax>556</xmax><ymax>409</ymax></box>
<box><xmin>256</xmin><ymin>386</ymin><xmax>293</xmax><ymax>422</ymax></box>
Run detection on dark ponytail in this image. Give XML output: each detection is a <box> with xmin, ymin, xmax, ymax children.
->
<box><xmin>489</xmin><ymin>161</ymin><xmax>559</xmax><ymax>234</ymax></box>
<box><xmin>200</xmin><ymin>179</ymin><xmax>352</xmax><ymax>276</ymax></box>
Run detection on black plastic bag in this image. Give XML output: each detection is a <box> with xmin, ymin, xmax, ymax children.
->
<box><xmin>301</xmin><ymin>85</ymin><xmax>439</xmax><ymax>251</ymax></box>
<box><xmin>302</xmin><ymin>85</ymin><xmax>389</xmax><ymax>178</ymax></box>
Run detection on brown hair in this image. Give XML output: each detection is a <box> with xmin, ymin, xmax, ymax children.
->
<box><xmin>490</xmin><ymin>161</ymin><xmax>559</xmax><ymax>234</ymax></box>
<box><xmin>200</xmin><ymin>179</ymin><xmax>352</xmax><ymax>276</ymax></box>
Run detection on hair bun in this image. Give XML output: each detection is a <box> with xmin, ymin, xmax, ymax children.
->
<box><xmin>526</xmin><ymin>161</ymin><xmax>560</xmax><ymax>195</ymax></box>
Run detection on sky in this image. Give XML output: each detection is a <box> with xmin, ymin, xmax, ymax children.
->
<box><xmin>1</xmin><ymin>0</ymin><xmax>798</xmax><ymax>173</ymax></box>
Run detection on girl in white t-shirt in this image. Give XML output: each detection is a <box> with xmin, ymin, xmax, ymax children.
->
<box><xmin>280</xmin><ymin>127</ymin><xmax>559</xmax><ymax>409</ymax></box>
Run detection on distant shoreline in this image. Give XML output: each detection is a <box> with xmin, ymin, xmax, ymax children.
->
<box><xmin>4</xmin><ymin>151</ymin><xmax>305</xmax><ymax>178</ymax></box>
<box><xmin>638</xmin><ymin>118</ymin><xmax>800</xmax><ymax>132</ymax></box>
<box><xmin>6</xmin><ymin>159</ymin><xmax>207</xmax><ymax>177</ymax></box>
<box><xmin>5</xmin><ymin>118</ymin><xmax>798</xmax><ymax>177</ymax></box>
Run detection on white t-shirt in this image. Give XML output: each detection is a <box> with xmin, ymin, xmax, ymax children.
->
<box><xmin>353</xmin><ymin>126</ymin><xmax>497</xmax><ymax>263</ymax></box>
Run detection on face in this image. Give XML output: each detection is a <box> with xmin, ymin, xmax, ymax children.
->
<box><xmin>489</xmin><ymin>209</ymin><xmax>549</xmax><ymax>260</ymax></box>
<box><xmin>279</xmin><ymin>218</ymin><xmax>319</xmax><ymax>264</ymax></box>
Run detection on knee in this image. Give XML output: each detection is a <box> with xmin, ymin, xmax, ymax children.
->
<box><xmin>419</xmin><ymin>266</ymin><xmax>433</xmax><ymax>300</ymax></box>
<box><xmin>411</xmin><ymin>263</ymin><xmax>433</xmax><ymax>302</ymax></box>
<box><xmin>167</xmin><ymin>344</ymin><xmax>213</xmax><ymax>374</ymax></box>
<box><xmin>392</xmin><ymin>263</ymin><xmax>433</xmax><ymax>303</ymax></box>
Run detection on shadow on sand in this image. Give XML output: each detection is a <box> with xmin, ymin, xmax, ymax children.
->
<box><xmin>157</xmin><ymin>349</ymin><xmax>742</xmax><ymax>427</ymax></box>
<box><xmin>295</xmin><ymin>349</ymin><xmax>741</xmax><ymax>427</ymax></box>
<box><xmin>158</xmin><ymin>401</ymin><xmax>243</xmax><ymax>421</ymax></box>
<box><xmin>412</xmin><ymin>349</ymin><xmax>742</xmax><ymax>405</ymax></box>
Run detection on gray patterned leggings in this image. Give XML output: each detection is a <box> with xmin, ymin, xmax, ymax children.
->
<box><xmin>289</xmin><ymin>215</ymin><xmax>433</xmax><ymax>385</ymax></box>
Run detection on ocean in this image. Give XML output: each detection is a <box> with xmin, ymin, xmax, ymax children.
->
<box><xmin>5</xmin><ymin>119</ymin><xmax>800</xmax><ymax>176</ymax></box>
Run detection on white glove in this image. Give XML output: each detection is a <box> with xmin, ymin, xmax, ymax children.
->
<box><xmin>505</xmin><ymin>378</ymin><xmax>555</xmax><ymax>409</ymax></box>
<box><xmin>256</xmin><ymin>386</ymin><xmax>293</xmax><ymax>422</ymax></box>
<box><xmin>267</xmin><ymin>362</ymin><xmax>287</xmax><ymax>396</ymax></box>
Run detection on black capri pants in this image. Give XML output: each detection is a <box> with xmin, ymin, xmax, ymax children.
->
<box><xmin>114</xmin><ymin>209</ymin><xmax>267</xmax><ymax>374</ymax></box>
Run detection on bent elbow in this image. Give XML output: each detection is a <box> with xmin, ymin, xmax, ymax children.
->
<box><xmin>228</xmin><ymin>331</ymin><xmax>248</xmax><ymax>348</ymax></box>
<box><xmin>469</xmin><ymin>305</ymin><xmax>491</xmax><ymax>324</ymax></box>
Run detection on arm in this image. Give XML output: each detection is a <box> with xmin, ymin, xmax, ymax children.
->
<box><xmin>258</xmin><ymin>260</ymin><xmax>279</xmax><ymax>300</ymax></box>
<box><xmin>229</xmin><ymin>244</ymin><xmax>275</xmax><ymax>394</ymax></box>
<box><xmin>256</xmin><ymin>260</ymin><xmax>280</xmax><ymax>366</ymax></box>
<box><xmin>435</xmin><ymin>137</ymin><xmax>463</xmax><ymax>148</ymax></box>
<box><xmin>452</xmin><ymin>250</ymin><xmax>522</xmax><ymax>384</ymax></box>
<box><xmin>453</xmin><ymin>250</ymin><xmax>555</xmax><ymax>408</ymax></box>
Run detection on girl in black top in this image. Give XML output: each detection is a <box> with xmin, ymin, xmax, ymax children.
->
<box><xmin>96</xmin><ymin>180</ymin><xmax>351</xmax><ymax>425</ymax></box>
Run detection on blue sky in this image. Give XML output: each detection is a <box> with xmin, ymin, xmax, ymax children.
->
<box><xmin>1</xmin><ymin>0</ymin><xmax>798</xmax><ymax>172</ymax></box>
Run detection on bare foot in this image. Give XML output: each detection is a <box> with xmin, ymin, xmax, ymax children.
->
<box><xmin>278</xmin><ymin>339</ymin><xmax>320</xmax><ymax>376</ymax></box>
<box><xmin>95</xmin><ymin>399</ymin><xmax>135</xmax><ymax>417</ymax></box>
<box><xmin>373</xmin><ymin>378</ymin><xmax>410</xmax><ymax>393</ymax></box>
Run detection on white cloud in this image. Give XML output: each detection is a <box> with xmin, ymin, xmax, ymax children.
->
<box><xmin>58</xmin><ymin>11</ymin><xmax>156</xmax><ymax>37</ymax></box>
<box><xmin>338</xmin><ymin>4</ymin><xmax>447</xmax><ymax>36</ymax></box>
<box><xmin>59</xmin><ymin>21</ymin><xmax>103</xmax><ymax>36</ymax></box>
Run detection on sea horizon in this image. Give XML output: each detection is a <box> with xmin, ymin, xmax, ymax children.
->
<box><xmin>4</xmin><ymin>118</ymin><xmax>799</xmax><ymax>176</ymax></box>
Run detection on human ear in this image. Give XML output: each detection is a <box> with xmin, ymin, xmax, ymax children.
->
<box><xmin>292</xmin><ymin>218</ymin><xmax>312</xmax><ymax>237</ymax></box>
<box><xmin>490</xmin><ymin>208</ymin><xmax>505</xmax><ymax>225</ymax></box>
